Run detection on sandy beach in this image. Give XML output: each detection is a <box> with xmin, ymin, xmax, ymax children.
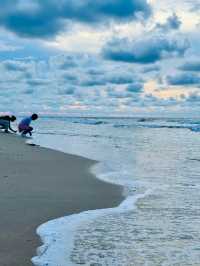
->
<box><xmin>0</xmin><ymin>133</ymin><xmax>123</xmax><ymax>266</ymax></box>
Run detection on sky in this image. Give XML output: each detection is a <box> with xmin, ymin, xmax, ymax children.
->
<box><xmin>0</xmin><ymin>0</ymin><xmax>200</xmax><ymax>117</ymax></box>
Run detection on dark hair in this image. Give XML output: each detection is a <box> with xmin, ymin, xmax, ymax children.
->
<box><xmin>11</xmin><ymin>115</ymin><xmax>16</xmax><ymax>122</ymax></box>
<box><xmin>31</xmin><ymin>113</ymin><xmax>38</xmax><ymax>120</ymax></box>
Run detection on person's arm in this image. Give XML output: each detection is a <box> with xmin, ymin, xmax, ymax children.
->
<box><xmin>8</xmin><ymin>122</ymin><xmax>17</xmax><ymax>133</ymax></box>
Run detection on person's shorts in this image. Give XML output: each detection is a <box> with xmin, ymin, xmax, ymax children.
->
<box><xmin>18</xmin><ymin>124</ymin><xmax>30</xmax><ymax>132</ymax></box>
<box><xmin>18</xmin><ymin>125</ymin><xmax>33</xmax><ymax>133</ymax></box>
<box><xmin>0</xmin><ymin>120</ymin><xmax>9</xmax><ymax>129</ymax></box>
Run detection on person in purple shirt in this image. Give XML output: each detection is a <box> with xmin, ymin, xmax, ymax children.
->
<box><xmin>18</xmin><ymin>114</ymin><xmax>38</xmax><ymax>136</ymax></box>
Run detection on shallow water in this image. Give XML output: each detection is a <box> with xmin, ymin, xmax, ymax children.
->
<box><xmin>32</xmin><ymin>117</ymin><xmax>200</xmax><ymax>266</ymax></box>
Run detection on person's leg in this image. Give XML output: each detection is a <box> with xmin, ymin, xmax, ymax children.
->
<box><xmin>22</xmin><ymin>127</ymin><xmax>33</xmax><ymax>136</ymax></box>
<box><xmin>0</xmin><ymin>121</ymin><xmax>9</xmax><ymax>133</ymax></box>
<box><xmin>28</xmin><ymin>127</ymin><xmax>33</xmax><ymax>136</ymax></box>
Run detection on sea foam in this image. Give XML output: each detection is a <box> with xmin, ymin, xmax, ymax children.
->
<box><xmin>32</xmin><ymin>189</ymin><xmax>152</xmax><ymax>266</ymax></box>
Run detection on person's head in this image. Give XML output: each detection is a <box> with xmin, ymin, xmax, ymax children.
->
<box><xmin>10</xmin><ymin>115</ymin><xmax>16</xmax><ymax>122</ymax></box>
<box><xmin>31</xmin><ymin>113</ymin><xmax>38</xmax><ymax>120</ymax></box>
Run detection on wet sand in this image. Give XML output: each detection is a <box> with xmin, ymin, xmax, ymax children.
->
<box><xmin>0</xmin><ymin>133</ymin><xmax>123</xmax><ymax>266</ymax></box>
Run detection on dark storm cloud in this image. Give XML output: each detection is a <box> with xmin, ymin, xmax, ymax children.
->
<box><xmin>0</xmin><ymin>0</ymin><xmax>151</xmax><ymax>38</ymax></box>
<box><xmin>102</xmin><ymin>35</ymin><xmax>189</xmax><ymax>64</ymax></box>
<box><xmin>179</xmin><ymin>60</ymin><xmax>200</xmax><ymax>71</ymax></box>
<box><xmin>167</xmin><ymin>72</ymin><xmax>200</xmax><ymax>86</ymax></box>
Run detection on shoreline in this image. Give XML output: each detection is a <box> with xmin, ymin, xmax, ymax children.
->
<box><xmin>0</xmin><ymin>133</ymin><xmax>124</xmax><ymax>266</ymax></box>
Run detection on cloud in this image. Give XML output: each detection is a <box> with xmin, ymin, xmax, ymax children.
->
<box><xmin>102</xmin><ymin>35</ymin><xmax>189</xmax><ymax>64</ymax></box>
<box><xmin>126</xmin><ymin>83</ymin><xmax>143</xmax><ymax>92</ymax></box>
<box><xmin>142</xmin><ymin>93</ymin><xmax>180</xmax><ymax>107</ymax></box>
<box><xmin>0</xmin><ymin>0</ymin><xmax>151</xmax><ymax>39</ymax></box>
<box><xmin>26</xmin><ymin>79</ymin><xmax>49</xmax><ymax>87</ymax></box>
<box><xmin>0</xmin><ymin>49</ymin><xmax>199</xmax><ymax>115</ymax></box>
<box><xmin>105</xmin><ymin>83</ymin><xmax>143</xmax><ymax>100</ymax></box>
<box><xmin>3</xmin><ymin>60</ymin><xmax>28</xmax><ymax>71</ymax></box>
<box><xmin>0</xmin><ymin>53</ymin><xmax>147</xmax><ymax>114</ymax></box>
<box><xmin>78</xmin><ymin>69</ymin><xmax>139</xmax><ymax>87</ymax></box>
<box><xmin>0</xmin><ymin>40</ymin><xmax>21</xmax><ymax>52</ymax></box>
<box><xmin>190</xmin><ymin>1</ymin><xmax>200</xmax><ymax>12</ymax></box>
<box><xmin>80</xmin><ymin>79</ymin><xmax>106</xmax><ymax>87</ymax></box>
<box><xmin>50</xmin><ymin>54</ymin><xmax>79</xmax><ymax>69</ymax></box>
<box><xmin>155</xmin><ymin>13</ymin><xmax>181</xmax><ymax>32</ymax></box>
<box><xmin>86</xmin><ymin>69</ymin><xmax>104</xmax><ymax>76</ymax></box>
<box><xmin>62</xmin><ymin>72</ymin><xmax>79</xmax><ymax>84</ymax></box>
<box><xmin>179</xmin><ymin>60</ymin><xmax>200</xmax><ymax>71</ymax></box>
<box><xmin>142</xmin><ymin>65</ymin><xmax>161</xmax><ymax>73</ymax></box>
<box><xmin>50</xmin><ymin>53</ymin><xmax>143</xmax><ymax>88</ymax></box>
<box><xmin>23</xmin><ymin>88</ymin><xmax>34</xmax><ymax>94</ymax></box>
<box><xmin>58</xmin><ymin>86</ymin><xmax>76</xmax><ymax>95</ymax></box>
<box><xmin>80</xmin><ymin>74</ymin><xmax>143</xmax><ymax>90</ymax></box>
<box><xmin>106</xmin><ymin>73</ymin><xmax>135</xmax><ymax>84</ymax></box>
<box><xmin>107</xmin><ymin>88</ymin><xmax>132</xmax><ymax>99</ymax></box>
<box><xmin>179</xmin><ymin>92</ymin><xmax>200</xmax><ymax>108</ymax></box>
<box><xmin>167</xmin><ymin>72</ymin><xmax>200</xmax><ymax>86</ymax></box>
<box><xmin>185</xmin><ymin>92</ymin><xmax>200</xmax><ymax>102</ymax></box>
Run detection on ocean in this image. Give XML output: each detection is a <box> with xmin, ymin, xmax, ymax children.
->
<box><xmin>31</xmin><ymin>116</ymin><xmax>200</xmax><ymax>266</ymax></box>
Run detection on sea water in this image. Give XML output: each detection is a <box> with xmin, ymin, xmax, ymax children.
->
<box><xmin>31</xmin><ymin>117</ymin><xmax>200</xmax><ymax>266</ymax></box>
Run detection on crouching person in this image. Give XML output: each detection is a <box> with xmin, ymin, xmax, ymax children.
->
<box><xmin>0</xmin><ymin>115</ymin><xmax>17</xmax><ymax>133</ymax></box>
<box><xmin>18</xmin><ymin>114</ymin><xmax>38</xmax><ymax>136</ymax></box>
